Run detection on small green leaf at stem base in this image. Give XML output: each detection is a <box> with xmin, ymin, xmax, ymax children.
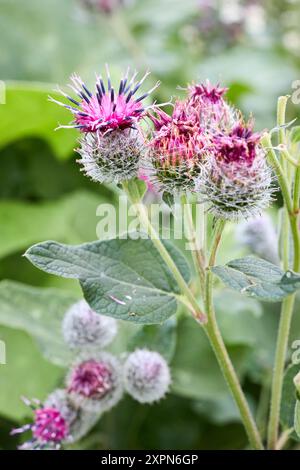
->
<box><xmin>212</xmin><ymin>256</ymin><xmax>300</xmax><ymax>302</ymax></box>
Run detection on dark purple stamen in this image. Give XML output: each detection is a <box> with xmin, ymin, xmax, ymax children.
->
<box><xmin>136</xmin><ymin>93</ymin><xmax>148</xmax><ymax>103</ymax></box>
<box><xmin>82</xmin><ymin>83</ymin><xmax>93</xmax><ymax>98</ymax></box>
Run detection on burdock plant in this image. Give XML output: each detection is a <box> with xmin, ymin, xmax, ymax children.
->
<box><xmin>23</xmin><ymin>67</ymin><xmax>300</xmax><ymax>450</ymax></box>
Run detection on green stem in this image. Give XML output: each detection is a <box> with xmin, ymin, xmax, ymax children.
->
<box><xmin>261</xmin><ymin>134</ymin><xmax>293</xmax><ymax>215</ymax></box>
<box><xmin>293</xmin><ymin>168</ymin><xmax>300</xmax><ymax>212</ymax></box>
<box><xmin>268</xmin><ymin>295</ymin><xmax>295</xmax><ymax>449</ymax></box>
<box><xmin>208</xmin><ymin>219</ymin><xmax>226</xmax><ymax>266</ymax></box>
<box><xmin>277</xmin><ymin>96</ymin><xmax>288</xmax><ymax>169</ymax></box>
<box><xmin>123</xmin><ymin>181</ymin><xmax>207</xmax><ymax>323</ymax></box>
<box><xmin>203</xmin><ymin>221</ymin><xmax>264</xmax><ymax>450</ymax></box>
<box><xmin>180</xmin><ymin>194</ymin><xmax>206</xmax><ymax>292</ymax></box>
<box><xmin>262</xmin><ymin>99</ymin><xmax>300</xmax><ymax>449</ymax></box>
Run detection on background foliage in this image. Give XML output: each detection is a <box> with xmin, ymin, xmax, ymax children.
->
<box><xmin>1</xmin><ymin>0</ymin><xmax>300</xmax><ymax>449</ymax></box>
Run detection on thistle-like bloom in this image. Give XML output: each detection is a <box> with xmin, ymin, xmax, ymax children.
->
<box><xmin>145</xmin><ymin>81</ymin><xmax>235</xmax><ymax>195</ymax></box>
<box><xmin>123</xmin><ymin>349</ymin><xmax>171</xmax><ymax>404</ymax></box>
<box><xmin>66</xmin><ymin>353</ymin><xmax>123</xmax><ymax>412</ymax></box>
<box><xmin>11</xmin><ymin>395</ymin><xmax>73</xmax><ymax>450</ymax></box>
<box><xmin>200</xmin><ymin>120</ymin><xmax>273</xmax><ymax>219</ymax></box>
<box><xmin>236</xmin><ymin>214</ymin><xmax>279</xmax><ymax>265</ymax></box>
<box><xmin>145</xmin><ymin>100</ymin><xmax>208</xmax><ymax>194</ymax></box>
<box><xmin>62</xmin><ymin>299</ymin><xmax>118</xmax><ymax>350</ymax></box>
<box><xmin>51</xmin><ymin>67</ymin><xmax>157</xmax><ymax>134</ymax></box>
<box><xmin>50</xmin><ymin>66</ymin><xmax>159</xmax><ymax>184</ymax></box>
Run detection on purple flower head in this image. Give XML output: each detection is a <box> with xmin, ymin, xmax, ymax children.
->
<box><xmin>32</xmin><ymin>408</ymin><xmax>68</xmax><ymax>444</ymax></box>
<box><xmin>11</xmin><ymin>397</ymin><xmax>70</xmax><ymax>450</ymax></box>
<box><xmin>187</xmin><ymin>80</ymin><xmax>234</xmax><ymax>132</ymax></box>
<box><xmin>66</xmin><ymin>353</ymin><xmax>123</xmax><ymax>412</ymax></box>
<box><xmin>50</xmin><ymin>66</ymin><xmax>159</xmax><ymax>134</ymax></box>
<box><xmin>188</xmin><ymin>80</ymin><xmax>228</xmax><ymax>105</ymax></box>
<box><xmin>68</xmin><ymin>359</ymin><xmax>113</xmax><ymax>399</ymax></box>
<box><xmin>212</xmin><ymin>122</ymin><xmax>261</xmax><ymax>166</ymax></box>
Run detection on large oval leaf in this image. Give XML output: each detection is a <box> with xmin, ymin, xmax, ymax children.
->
<box><xmin>25</xmin><ymin>236</ymin><xmax>191</xmax><ymax>324</ymax></box>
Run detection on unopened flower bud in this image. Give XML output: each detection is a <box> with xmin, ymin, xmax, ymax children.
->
<box><xmin>62</xmin><ymin>299</ymin><xmax>118</xmax><ymax>350</ymax></box>
<box><xmin>123</xmin><ymin>349</ymin><xmax>171</xmax><ymax>404</ymax></box>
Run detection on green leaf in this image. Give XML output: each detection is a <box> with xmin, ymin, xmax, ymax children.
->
<box><xmin>127</xmin><ymin>317</ymin><xmax>177</xmax><ymax>362</ymax></box>
<box><xmin>212</xmin><ymin>256</ymin><xmax>300</xmax><ymax>302</ymax></box>
<box><xmin>0</xmin><ymin>82</ymin><xmax>77</xmax><ymax>160</ymax></box>
<box><xmin>0</xmin><ymin>190</ymin><xmax>113</xmax><ymax>260</ymax></box>
<box><xmin>0</xmin><ymin>326</ymin><xmax>63</xmax><ymax>421</ymax></box>
<box><xmin>295</xmin><ymin>401</ymin><xmax>300</xmax><ymax>438</ymax></box>
<box><xmin>25</xmin><ymin>236</ymin><xmax>191</xmax><ymax>324</ymax></box>
<box><xmin>0</xmin><ymin>280</ymin><xmax>77</xmax><ymax>366</ymax></box>
<box><xmin>280</xmin><ymin>364</ymin><xmax>300</xmax><ymax>440</ymax></box>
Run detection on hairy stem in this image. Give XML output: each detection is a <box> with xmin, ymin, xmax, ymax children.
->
<box><xmin>203</xmin><ymin>221</ymin><xmax>264</xmax><ymax>450</ymax></box>
<box><xmin>268</xmin><ymin>295</ymin><xmax>295</xmax><ymax>449</ymax></box>
<box><xmin>262</xmin><ymin>101</ymin><xmax>300</xmax><ymax>449</ymax></box>
<box><xmin>180</xmin><ymin>194</ymin><xmax>206</xmax><ymax>293</ymax></box>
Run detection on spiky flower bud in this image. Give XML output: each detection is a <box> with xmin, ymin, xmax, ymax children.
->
<box><xmin>66</xmin><ymin>353</ymin><xmax>123</xmax><ymax>413</ymax></box>
<box><xmin>236</xmin><ymin>214</ymin><xmax>279</xmax><ymax>265</ymax></box>
<box><xmin>123</xmin><ymin>349</ymin><xmax>171</xmax><ymax>404</ymax></box>
<box><xmin>199</xmin><ymin>122</ymin><xmax>273</xmax><ymax>219</ymax></box>
<box><xmin>145</xmin><ymin>102</ymin><xmax>207</xmax><ymax>194</ymax></box>
<box><xmin>62</xmin><ymin>299</ymin><xmax>118</xmax><ymax>350</ymax></box>
<box><xmin>50</xmin><ymin>66</ymin><xmax>159</xmax><ymax>184</ymax></box>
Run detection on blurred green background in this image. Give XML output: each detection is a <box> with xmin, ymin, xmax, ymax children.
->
<box><xmin>1</xmin><ymin>0</ymin><xmax>300</xmax><ymax>450</ymax></box>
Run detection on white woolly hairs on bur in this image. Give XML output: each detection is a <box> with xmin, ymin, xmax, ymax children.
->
<box><xmin>123</xmin><ymin>349</ymin><xmax>171</xmax><ymax>404</ymax></box>
<box><xmin>62</xmin><ymin>299</ymin><xmax>118</xmax><ymax>350</ymax></box>
<box><xmin>76</xmin><ymin>128</ymin><xmax>145</xmax><ymax>184</ymax></box>
<box><xmin>199</xmin><ymin>151</ymin><xmax>274</xmax><ymax>220</ymax></box>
